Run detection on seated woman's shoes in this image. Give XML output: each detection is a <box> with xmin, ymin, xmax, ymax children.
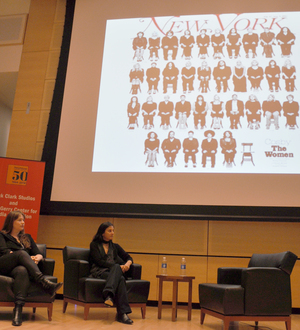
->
<box><xmin>12</xmin><ymin>305</ymin><xmax>23</xmax><ymax>326</ymax></box>
<box><xmin>40</xmin><ymin>277</ymin><xmax>63</xmax><ymax>297</ymax></box>
<box><xmin>104</xmin><ymin>296</ymin><xmax>114</xmax><ymax>307</ymax></box>
<box><xmin>117</xmin><ymin>313</ymin><xmax>133</xmax><ymax>325</ymax></box>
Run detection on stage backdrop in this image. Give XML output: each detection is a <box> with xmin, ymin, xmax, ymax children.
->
<box><xmin>0</xmin><ymin>157</ymin><xmax>45</xmax><ymax>240</ymax></box>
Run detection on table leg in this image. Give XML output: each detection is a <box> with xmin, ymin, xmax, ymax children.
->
<box><xmin>187</xmin><ymin>279</ymin><xmax>193</xmax><ymax>320</ymax></box>
<box><xmin>158</xmin><ymin>278</ymin><xmax>163</xmax><ymax>319</ymax></box>
<box><xmin>172</xmin><ymin>279</ymin><xmax>178</xmax><ymax>322</ymax></box>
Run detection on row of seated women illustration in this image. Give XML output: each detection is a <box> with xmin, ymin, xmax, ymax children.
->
<box><xmin>132</xmin><ymin>27</ymin><xmax>295</xmax><ymax>61</ymax></box>
<box><xmin>130</xmin><ymin>59</ymin><xmax>296</xmax><ymax>94</ymax></box>
<box><xmin>144</xmin><ymin>130</ymin><xmax>240</xmax><ymax>168</ymax></box>
<box><xmin>0</xmin><ymin>212</ymin><xmax>138</xmax><ymax>325</ymax></box>
<box><xmin>127</xmin><ymin>94</ymin><xmax>299</xmax><ymax>131</ymax></box>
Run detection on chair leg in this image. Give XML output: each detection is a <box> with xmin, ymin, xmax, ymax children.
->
<box><xmin>200</xmin><ymin>310</ymin><xmax>206</xmax><ymax>324</ymax></box>
<box><xmin>84</xmin><ymin>305</ymin><xmax>90</xmax><ymax>320</ymax></box>
<box><xmin>48</xmin><ymin>304</ymin><xmax>53</xmax><ymax>321</ymax></box>
<box><xmin>33</xmin><ymin>307</ymin><xmax>36</xmax><ymax>314</ymax></box>
<box><xmin>285</xmin><ymin>317</ymin><xmax>291</xmax><ymax>330</ymax></box>
<box><xmin>223</xmin><ymin>317</ymin><xmax>230</xmax><ymax>330</ymax></box>
<box><xmin>63</xmin><ymin>300</ymin><xmax>68</xmax><ymax>313</ymax></box>
<box><xmin>141</xmin><ymin>305</ymin><xmax>146</xmax><ymax>319</ymax></box>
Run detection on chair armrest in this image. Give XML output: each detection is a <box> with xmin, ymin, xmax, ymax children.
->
<box><xmin>241</xmin><ymin>267</ymin><xmax>292</xmax><ymax>315</ymax></box>
<box><xmin>38</xmin><ymin>258</ymin><xmax>55</xmax><ymax>276</ymax></box>
<box><xmin>218</xmin><ymin>267</ymin><xmax>246</xmax><ymax>284</ymax></box>
<box><xmin>126</xmin><ymin>263</ymin><xmax>142</xmax><ymax>279</ymax></box>
<box><xmin>63</xmin><ymin>259</ymin><xmax>90</xmax><ymax>299</ymax></box>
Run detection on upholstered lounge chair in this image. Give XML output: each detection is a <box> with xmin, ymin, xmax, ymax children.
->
<box><xmin>62</xmin><ymin>245</ymin><xmax>150</xmax><ymax>320</ymax></box>
<box><xmin>199</xmin><ymin>251</ymin><xmax>298</xmax><ymax>330</ymax></box>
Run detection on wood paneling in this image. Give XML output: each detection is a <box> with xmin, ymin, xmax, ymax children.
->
<box><xmin>37</xmin><ymin>215</ymin><xmax>113</xmax><ymax>249</ymax></box>
<box><xmin>6</xmin><ymin>0</ymin><xmax>66</xmax><ymax>160</ymax></box>
<box><xmin>207</xmin><ymin>257</ymin><xmax>250</xmax><ymax>283</ymax></box>
<box><xmin>23</xmin><ymin>0</ymin><xmax>57</xmax><ymax>52</ymax></box>
<box><xmin>208</xmin><ymin>220</ymin><xmax>300</xmax><ymax>257</ymax></box>
<box><xmin>37</xmin><ymin>216</ymin><xmax>300</xmax><ymax>307</ymax></box>
<box><xmin>46</xmin><ymin>51</ymin><xmax>61</xmax><ymax>79</ymax></box>
<box><xmin>114</xmin><ymin>218</ymin><xmax>208</xmax><ymax>255</ymax></box>
<box><xmin>6</xmin><ymin>110</ymin><xmax>41</xmax><ymax>159</ymax></box>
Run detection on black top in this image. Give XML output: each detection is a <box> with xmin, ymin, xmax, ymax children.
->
<box><xmin>89</xmin><ymin>240</ymin><xmax>133</xmax><ymax>278</ymax></box>
<box><xmin>0</xmin><ymin>232</ymin><xmax>41</xmax><ymax>258</ymax></box>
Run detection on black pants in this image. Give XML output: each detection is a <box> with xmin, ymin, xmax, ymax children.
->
<box><xmin>100</xmin><ymin>264</ymin><xmax>131</xmax><ymax>315</ymax></box>
<box><xmin>0</xmin><ymin>250</ymin><xmax>42</xmax><ymax>305</ymax></box>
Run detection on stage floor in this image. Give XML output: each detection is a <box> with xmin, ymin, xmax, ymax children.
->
<box><xmin>0</xmin><ymin>299</ymin><xmax>299</xmax><ymax>330</ymax></box>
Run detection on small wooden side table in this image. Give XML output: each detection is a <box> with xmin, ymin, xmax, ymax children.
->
<box><xmin>156</xmin><ymin>275</ymin><xmax>195</xmax><ymax>322</ymax></box>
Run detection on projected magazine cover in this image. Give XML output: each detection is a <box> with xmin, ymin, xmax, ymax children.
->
<box><xmin>92</xmin><ymin>11</ymin><xmax>300</xmax><ymax>174</ymax></box>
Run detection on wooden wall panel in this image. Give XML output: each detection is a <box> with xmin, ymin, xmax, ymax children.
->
<box><xmin>46</xmin><ymin>248</ymin><xmax>64</xmax><ymax>295</ymax></box>
<box><xmin>6</xmin><ymin>110</ymin><xmax>41</xmax><ymax>159</ymax></box>
<box><xmin>12</xmin><ymin>51</ymin><xmax>49</xmax><ymax>110</ymax></box>
<box><xmin>114</xmin><ymin>218</ymin><xmax>208</xmax><ymax>255</ymax></box>
<box><xmin>23</xmin><ymin>0</ymin><xmax>57</xmax><ymax>52</ymax></box>
<box><xmin>37</xmin><ymin>110</ymin><xmax>50</xmax><ymax>141</ymax></box>
<box><xmin>36</xmin><ymin>216</ymin><xmax>300</xmax><ymax>307</ymax></box>
<box><xmin>34</xmin><ymin>141</ymin><xmax>44</xmax><ymax>161</ymax></box>
<box><xmin>208</xmin><ymin>221</ymin><xmax>300</xmax><ymax>257</ymax></box>
<box><xmin>37</xmin><ymin>215</ymin><xmax>113</xmax><ymax>249</ymax></box>
<box><xmin>46</xmin><ymin>51</ymin><xmax>61</xmax><ymax>79</ymax></box>
<box><xmin>291</xmin><ymin>260</ymin><xmax>300</xmax><ymax>307</ymax></box>
<box><xmin>130</xmin><ymin>254</ymin><xmax>159</xmax><ymax>301</ymax></box>
<box><xmin>50</xmin><ymin>22</ymin><xmax>65</xmax><ymax>50</ymax></box>
<box><xmin>54</xmin><ymin>0</ymin><xmax>67</xmax><ymax>22</ymax></box>
<box><xmin>207</xmin><ymin>257</ymin><xmax>250</xmax><ymax>283</ymax></box>
<box><xmin>6</xmin><ymin>0</ymin><xmax>66</xmax><ymax>160</ymax></box>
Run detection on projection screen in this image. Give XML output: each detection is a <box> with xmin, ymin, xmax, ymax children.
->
<box><xmin>43</xmin><ymin>0</ymin><xmax>300</xmax><ymax>219</ymax></box>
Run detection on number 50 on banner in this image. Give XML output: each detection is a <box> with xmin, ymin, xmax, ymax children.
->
<box><xmin>6</xmin><ymin>165</ymin><xmax>28</xmax><ymax>186</ymax></box>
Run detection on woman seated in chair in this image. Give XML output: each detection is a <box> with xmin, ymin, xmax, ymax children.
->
<box><xmin>89</xmin><ymin>222</ymin><xmax>134</xmax><ymax>325</ymax></box>
<box><xmin>220</xmin><ymin>131</ymin><xmax>236</xmax><ymax>166</ymax></box>
<box><xmin>245</xmin><ymin>94</ymin><xmax>262</xmax><ymax>129</ymax></box>
<box><xmin>0</xmin><ymin>211</ymin><xmax>62</xmax><ymax>326</ymax></box>
<box><xmin>144</xmin><ymin>131</ymin><xmax>160</xmax><ymax>167</ymax></box>
<box><xmin>127</xmin><ymin>96</ymin><xmax>140</xmax><ymax>129</ymax></box>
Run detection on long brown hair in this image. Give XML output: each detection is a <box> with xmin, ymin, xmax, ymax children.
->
<box><xmin>1</xmin><ymin>211</ymin><xmax>31</xmax><ymax>248</ymax></box>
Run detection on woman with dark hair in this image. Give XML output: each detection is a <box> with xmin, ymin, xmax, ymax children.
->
<box><xmin>144</xmin><ymin>131</ymin><xmax>160</xmax><ymax>167</ymax></box>
<box><xmin>196</xmin><ymin>29</ymin><xmax>210</xmax><ymax>59</ymax></box>
<box><xmin>265</xmin><ymin>60</ymin><xmax>281</xmax><ymax>92</ymax></box>
<box><xmin>89</xmin><ymin>222</ymin><xmax>134</xmax><ymax>324</ymax></box>
<box><xmin>276</xmin><ymin>27</ymin><xmax>295</xmax><ymax>57</ymax></box>
<box><xmin>226</xmin><ymin>28</ymin><xmax>241</xmax><ymax>58</ymax></box>
<box><xmin>162</xmin><ymin>62</ymin><xmax>179</xmax><ymax>93</ymax></box>
<box><xmin>220</xmin><ymin>131</ymin><xmax>236</xmax><ymax>166</ymax></box>
<box><xmin>0</xmin><ymin>211</ymin><xmax>63</xmax><ymax>326</ymax></box>
<box><xmin>213</xmin><ymin>60</ymin><xmax>231</xmax><ymax>93</ymax></box>
<box><xmin>161</xmin><ymin>30</ymin><xmax>178</xmax><ymax>60</ymax></box>
<box><xmin>127</xmin><ymin>96</ymin><xmax>140</xmax><ymax>129</ymax></box>
<box><xmin>247</xmin><ymin>60</ymin><xmax>264</xmax><ymax>91</ymax></box>
<box><xmin>194</xmin><ymin>95</ymin><xmax>208</xmax><ymax>129</ymax></box>
<box><xmin>180</xmin><ymin>29</ymin><xmax>194</xmax><ymax>59</ymax></box>
<box><xmin>132</xmin><ymin>31</ymin><xmax>147</xmax><ymax>61</ymax></box>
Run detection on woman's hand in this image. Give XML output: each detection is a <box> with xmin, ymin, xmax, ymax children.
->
<box><xmin>120</xmin><ymin>261</ymin><xmax>132</xmax><ymax>273</ymax></box>
<box><xmin>31</xmin><ymin>254</ymin><xmax>43</xmax><ymax>264</ymax></box>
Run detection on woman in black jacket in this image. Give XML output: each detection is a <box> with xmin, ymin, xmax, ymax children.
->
<box><xmin>0</xmin><ymin>210</ymin><xmax>63</xmax><ymax>326</ymax></box>
<box><xmin>89</xmin><ymin>221</ymin><xmax>133</xmax><ymax>324</ymax></box>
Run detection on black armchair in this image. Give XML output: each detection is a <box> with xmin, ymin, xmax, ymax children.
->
<box><xmin>62</xmin><ymin>246</ymin><xmax>150</xmax><ymax>320</ymax></box>
<box><xmin>0</xmin><ymin>244</ymin><xmax>58</xmax><ymax>321</ymax></box>
<box><xmin>199</xmin><ymin>251</ymin><xmax>298</xmax><ymax>330</ymax></box>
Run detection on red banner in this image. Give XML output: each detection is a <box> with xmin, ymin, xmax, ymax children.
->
<box><xmin>0</xmin><ymin>157</ymin><xmax>45</xmax><ymax>240</ymax></box>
